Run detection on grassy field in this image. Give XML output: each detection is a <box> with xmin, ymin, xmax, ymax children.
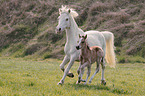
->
<box><xmin>0</xmin><ymin>57</ymin><xmax>144</xmax><ymax>96</ymax></box>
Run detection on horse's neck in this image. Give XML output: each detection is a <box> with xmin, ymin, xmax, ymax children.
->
<box><xmin>81</xmin><ymin>43</ymin><xmax>91</xmax><ymax>56</ymax></box>
<box><xmin>66</xmin><ymin>16</ymin><xmax>84</xmax><ymax>44</ymax></box>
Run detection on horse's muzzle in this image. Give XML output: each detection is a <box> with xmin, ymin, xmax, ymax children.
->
<box><xmin>56</xmin><ymin>27</ymin><xmax>62</xmax><ymax>34</ymax></box>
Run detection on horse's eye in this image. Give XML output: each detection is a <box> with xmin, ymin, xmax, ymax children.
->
<box><xmin>66</xmin><ymin>18</ymin><xmax>68</xmax><ymax>21</ymax></box>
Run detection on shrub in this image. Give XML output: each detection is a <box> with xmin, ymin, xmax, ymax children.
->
<box><xmin>24</xmin><ymin>43</ymin><xmax>44</xmax><ymax>55</ymax></box>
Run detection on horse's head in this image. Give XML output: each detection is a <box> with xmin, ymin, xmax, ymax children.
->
<box><xmin>76</xmin><ymin>34</ymin><xmax>87</xmax><ymax>50</ymax></box>
<box><xmin>56</xmin><ymin>6</ymin><xmax>78</xmax><ymax>34</ymax></box>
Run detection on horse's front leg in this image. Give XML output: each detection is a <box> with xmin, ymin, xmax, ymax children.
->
<box><xmin>60</xmin><ymin>55</ymin><xmax>69</xmax><ymax>72</ymax></box>
<box><xmin>58</xmin><ymin>55</ymin><xmax>76</xmax><ymax>85</ymax></box>
<box><xmin>59</xmin><ymin>55</ymin><xmax>74</xmax><ymax>77</ymax></box>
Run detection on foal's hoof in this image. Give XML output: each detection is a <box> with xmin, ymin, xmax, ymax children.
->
<box><xmin>101</xmin><ymin>80</ymin><xmax>106</xmax><ymax>85</ymax></box>
<box><xmin>77</xmin><ymin>70</ymin><xmax>80</xmax><ymax>75</ymax></box>
<box><xmin>81</xmin><ymin>79</ymin><xmax>86</xmax><ymax>82</ymax></box>
<box><xmin>67</xmin><ymin>73</ymin><xmax>74</xmax><ymax>78</ymax></box>
<box><xmin>88</xmin><ymin>81</ymin><xmax>92</xmax><ymax>84</ymax></box>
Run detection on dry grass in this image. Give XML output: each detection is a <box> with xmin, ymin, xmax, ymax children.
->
<box><xmin>0</xmin><ymin>0</ymin><xmax>145</xmax><ymax>60</ymax></box>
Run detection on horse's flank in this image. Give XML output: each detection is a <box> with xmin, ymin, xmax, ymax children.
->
<box><xmin>80</xmin><ymin>45</ymin><xmax>104</xmax><ymax>65</ymax></box>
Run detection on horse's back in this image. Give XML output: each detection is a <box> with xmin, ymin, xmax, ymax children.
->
<box><xmin>101</xmin><ymin>31</ymin><xmax>114</xmax><ymax>41</ymax></box>
<box><xmin>84</xmin><ymin>30</ymin><xmax>106</xmax><ymax>54</ymax></box>
<box><xmin>90</xmin><ymin>46</ymin><xmax>104</xmax><ymax>58</ymax></box>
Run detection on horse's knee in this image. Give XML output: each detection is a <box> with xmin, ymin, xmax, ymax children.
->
<box><xmin>102</xmin><ymin>64</ymin><xmax>105</xmax><ymax>69</ymax></box>
<box><xmin>60</xmin><ymin>65</ymin><xmax>65</xmax><ymax>71</ymax></box>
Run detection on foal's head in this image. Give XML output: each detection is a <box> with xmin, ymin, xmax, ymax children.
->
<box><xmin>76</xmin><ymin>34</ymin><xmax>87</xmax><ymax>50</ymax></box>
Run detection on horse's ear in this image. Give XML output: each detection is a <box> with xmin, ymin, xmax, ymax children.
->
<box><xmin>84</xmin><ymin>35</ymin><xmax>87</xmax><ymax>39</ymax></box>
<box><xmin>79</xmin><ymin>34</ymin><xmax>81</xmax><ymax>38</ymax></box>
<box><xmin>68</xmin><ymin>9</ymin><xmax>71</xmax><ymax>13</ymax></box>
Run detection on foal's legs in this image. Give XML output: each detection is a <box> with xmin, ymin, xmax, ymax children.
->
<box><xmin>89</xmin><ymin>59</ymin><xmax>100</xmax><ymax>84</ymax></box>
<box><xmin>77</xmin><ymin>63</ymin><xmax>81</xmax><ymax>75</ymax></box>
<box><xmin>84</xmin><ymin>65</ymin><xmax>91</xmax><ymax>85</ymax></box>
<box><xmin>76</xmin><ymin>62</ymin><xmax>88</xmax><ymax>84</ymax></box>
<box><xmin>101</xmin><ymin>58</ymin><xmax>106</xmax><ymax>85</ymax></box>
<box><xmin>59</xmin><ymin>55</ymin><xmax>74</xmax><ymax>77</ymax></box>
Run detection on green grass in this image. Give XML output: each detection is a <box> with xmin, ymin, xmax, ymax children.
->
<box><xmin>0</xmin><ymin>57</ymin><xmax>144</xmax><ymax>96</ymax></box>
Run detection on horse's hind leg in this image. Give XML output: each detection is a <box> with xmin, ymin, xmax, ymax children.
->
<box><xmin>101</xmin><ymin>58</ymin><xmax>106</xmax><ymax>85</ymax></box>
<box><xmin>89</xmin><ymin>59</ymin><xmax>100</xmax><ymax>84</ymax></box>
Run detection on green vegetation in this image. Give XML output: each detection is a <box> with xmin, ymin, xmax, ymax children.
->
<box><xmin>0</xmin><ymin>57</ymin><xmax>144</xmax><ymax>95</ymax></box>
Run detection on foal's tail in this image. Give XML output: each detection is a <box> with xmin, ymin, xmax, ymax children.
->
<box><xmin>102</xmin><ymin>31</ymin><xmax>116</xmax><ymax>68</ymax></box>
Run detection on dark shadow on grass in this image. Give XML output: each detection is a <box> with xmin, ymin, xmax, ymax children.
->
<box><xmin>66</xmin><ymin>82</ymin><xmax>132</xmax><ymax>95</ymax></box>
<box><xmin>67</xmin><ymin>82</ymin><xmax>110</xmax><ymax>91</ymax></box>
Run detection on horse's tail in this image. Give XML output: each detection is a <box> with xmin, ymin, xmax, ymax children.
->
<box><xmin>102</xmin><ymin>31</ymin><xmax>116</xmax><ymax>68</ymax></box>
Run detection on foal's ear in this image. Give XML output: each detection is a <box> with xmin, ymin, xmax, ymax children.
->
<box><xmin>68</xmin><ymin>9</ymin><xmax>71</xmax><ymax>13</ymax></box>
<box><xmin>84</xmin><ymin>35</ymin><xmax>87</xmax><ymax>39</ymax></box>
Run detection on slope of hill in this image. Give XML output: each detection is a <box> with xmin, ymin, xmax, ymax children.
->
<box><xmin>0</xmin><ymin>0</ymin><xmax>144</xmax><ymax>63</ymax></box>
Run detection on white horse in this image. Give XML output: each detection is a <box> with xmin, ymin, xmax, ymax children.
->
<box><xmin>56</xmin><ymin>6</ymin><xmax>116</xmax><ymax>85</ymax></box>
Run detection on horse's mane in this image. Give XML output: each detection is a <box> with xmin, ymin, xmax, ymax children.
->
<box><xmin>59</xmin><ymin>5</ymin><xmax>78</xmax><ymax>18</ymax></box>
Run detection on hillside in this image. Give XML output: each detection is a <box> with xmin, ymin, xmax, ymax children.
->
<box><xmin>0</xmin><ymin>0</ymin><xmax>145</xmax><ymax>63</ymax></box>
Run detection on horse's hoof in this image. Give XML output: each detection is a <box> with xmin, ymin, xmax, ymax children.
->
<box><xmin>67</xmin><ymin>73</ymin><xmax>74</xmax><ymax>78</ymax></box>
<box><xmin>76</xmin><ymin>81</ymin><xmax>80</xmax><ymax>84</ymax></box>
<box><xmin>57</xmin><ymin>82</ymin><xmax>63</xmax><ymax>85</ymax></box>
<box><xmin>101</xmin><ymin>80</ymin><xmax>106</xmax><ymax>85</ymax></box>
<box><xmin>57</xmin><ymin>80</ymin><xmax>64</xmax><ymax>85</ymax></box>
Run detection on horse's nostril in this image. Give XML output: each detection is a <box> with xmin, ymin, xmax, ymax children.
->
<box><xmin>59</xmin><ymin>28</ymin><xmax>61</xmax><ymax>31</ymax></box>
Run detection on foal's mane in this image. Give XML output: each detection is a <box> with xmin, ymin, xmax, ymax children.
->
<box><xmin>82</xmin><ymin>36</ymin><xmax>90</xmax><ymax>50</ymax></box>
<box><xmin>87</xmin><ymin>45</ymin><xmax>90</xmax><ymax>50</ymax></box>
<box><xmin>59</xmin><ymin>5</ymin><xmax>78</xmax><ymax>18</ymax></box>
